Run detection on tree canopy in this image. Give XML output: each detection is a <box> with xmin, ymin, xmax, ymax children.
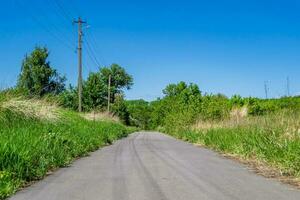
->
<box><xmin>17</xmin><ymin>47</ymin><xmax>66</xmax><ymax>96</ymax></box>
<box><xmin>60</xmin><ymin>63</ymin><xmax>133</xmax><ymax>112</ymax></box>
<box><xmin>99</xmin><ymin>64</ymin><xmax>133</xmax><ymax>101</ymax></box>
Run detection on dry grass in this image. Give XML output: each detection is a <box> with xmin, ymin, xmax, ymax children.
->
<box><xmin>192</xmin><ymin>108</ymin><xmax>300</xmax><ymax>139</ymax></box>
<box><xmin>230</xmin><ymin>106</ymin><xmax>248</xmax><ymax>119</ymax></box>
<box><xmin>0</xmin><ymin>98</ymin><xmax>60</xmax><ymax>121</ymax></box>
<box><xmin>192</xmin><ymin>106</ymin><xmax>249</xmax><ymax>130</ymax></box>
<box><xmin>185</xmin><ymin>109</ymin><xmax>300</xmax><ymax>188</ymax></box>
<box><xmin>82</xmin><ymin>111</ymin><xmax>120</xmax><ymax>123</ymax></box>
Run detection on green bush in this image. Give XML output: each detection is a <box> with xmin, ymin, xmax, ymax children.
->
<box><xmin>126</xmin><ymin>99</ymin><xmax>152</xmax><ymax>129</ymax></box>
<box><xmin>142</xmin><ymin>82</ymin><xmax>300</xmax><ymax>132</ymax></box>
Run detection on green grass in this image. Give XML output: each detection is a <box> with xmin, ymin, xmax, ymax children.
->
<box><xmin>0</xmin><ymin>101</ymin><xmax>135</xmax><ymax>199</ymax></box>
<box><xmin>170</xmin><ymin>112</ymin><xmax>300</xmax><ymax>180</ymax></box>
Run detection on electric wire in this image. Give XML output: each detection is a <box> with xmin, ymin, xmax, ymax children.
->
<box><xmin>85</xmin><ymin>37</ymin><xmax>102</xmax><ymax>67</ymax></box>
<box><xmin>83</xmin><ymin>41</ymin><xmax>101</xmax><ymax>69</ymax></box>
<box><xmin>85</xmin><ymin>30</ymin><xmax>107</xmax><ymax>66</ymax></box>
<box><xmin>52</xmin><ymin>0</ymin><xmax>74</xmax><ymax>22</ymax></box>
<box><xmin>14</xmin><ymin>0</ymin><xmax>75</xmax><ymax>51</ymax></box>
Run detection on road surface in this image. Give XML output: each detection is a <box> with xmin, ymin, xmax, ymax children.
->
<box><xmin>10</xmin><ymin>132</ymin><xmax>300</xmax><ymax>200</ymax></box>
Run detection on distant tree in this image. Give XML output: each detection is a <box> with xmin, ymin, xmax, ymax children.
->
<box><xmin>99</xmin><ymin>64</ymin><xmax>133</xmax><ymax>103</ymax></box>
<box><xmin>59</xmin><ymin>85</ymin><xmax>78</xmax><ymax>110</ymax></box>
<box><xmin>112</xmin><ymin>94</ymin><xmax>130</xmax><ymax>125</ymax></box>
<box><xmin>163</xmin><ymin>81</ymin><xmax>201</xmax><ymax>98</ymax></box>
<box><xmin>126</xmin><ymin>99</ymin><xmax>152</xmax><ymax>129</ymax></box>
<box><xmin>163</xmin><ymin>81</ymin><xmax>187</xmax><ymax>97</ymax></box>
<box><xmin>83</xmin><ymin>72</ymin><xmax>106</xmax><ymax>110</ymax></box>
<box><xmin>17</xmin><ymin>47</ymin><xmax>66</xmax><ymax>96</ymax></box>
<box><xmin>59</xmin><ymin>63</ymin><xmax>133</xmax><ymax>112</ymax></box>
<box><xmin>230</xmin><ymin>95</ymin><xmax>245</xmax><ymax>107</ymax></box>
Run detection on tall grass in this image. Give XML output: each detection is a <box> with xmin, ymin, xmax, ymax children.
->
<box><xmin>171</xmin><ymin>110</ymin><xmax>300</xmax><ymax>180</ymax></box>
<box><xmin>0</xmin><ymin>96</ymin><xmax>135</xmax><ymax>199</ymax></box>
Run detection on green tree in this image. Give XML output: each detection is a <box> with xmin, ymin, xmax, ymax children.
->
<box><xmin>83</xmin><ymin>72</ymin><xmax>106</xmax><ymax>110</ymax></box>
<box><xmin>163</xmin><ymin>81</ymin><xmax>187</xmax><ymax>97</ymax></box>
<box><xmin>112</xmin><ymin>94</ymin><xmax>130</xmax><ymax>125</ymax></box>
<box><xmin>99</xmin><ymin>64</ymin><xmax>133</xmax><ymax>103</ymax></box>
<box><xmin>59</xmin><ymin>85</ymin><xmax>78</xmax><ymax>110</ymax></box>
<box><xmin>17</xmin><ymin>47</ymin><xmax>66</xmax><ymax>96</ymax></box>
<box><xmin>126</xmin><ymin>99</ymin><xmax>152</xmax><ymax>129</ymax></box>
<box><xmin>83</xmin><ymin>64</ymin><xmax>133</xmax><ymax>110</ymax></box>
<box><xmin>59</xmin><ymin>63</ymin><xmax>133</xmax><ymax>112</ymax></box>
<box><xmin>149</xmin><ymin>82</ymin><xmax>203</xmax><ymax>131</ymax></box>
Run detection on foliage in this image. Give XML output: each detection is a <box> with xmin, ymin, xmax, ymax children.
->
<box><xmin>162</xmin><ymin>81</ymin><xmax>199</xmax><ymax>97</ymax></box>
<box><xmin>200</xmin><ymin>94</ymin><xmax>230</xmax><ymax>120</ymax></box>
<box><xmin>98</xmin><ymin>64</ymin><xmax>133</xmax><ymax>104</ymax></box>
<box><xmin>126</xmin><ymin>99</ymin><xmax>152</xmax><ymax>129</ymax></box>
<box><xmin>59</xmin><ymin>64</ymin><xmax>133</xmax><ymax>113</ymax></box>
<box><xmin>112</xmin><ymin>94</ymin><xmax>130</xmax><ymax>125</ymax></box>
<box><xmin>17</xmin><ymin>47</ymin><xmax>66</xmax><ymax>96</ymax></box>
<box><xmin>147</xmin><ymin>82</ymin><xmax>227</xmax><ymax>131</ymax></box>
<box><xmin>247</xmin><ymin>97</ymin><xmax>300</xmax><ymax>115</ymax></box>
<box><xmin>83</xmin><ymin>72</ymin><xmax>106</xmax><ymax>110</ymax></box>
<box><xmin>125</xmin><ymin>81</ymin><xmax>300</xmax><ymax>133</ymax></box>
<box><xmin>59</xmin><ymin>85</ymin><xmax>78</xmax><ymax>111</ymax></box>
<box><xmin>11</xmin><ymin>46</ymin><xmax>135</xmax><ymax>127</ymax></box>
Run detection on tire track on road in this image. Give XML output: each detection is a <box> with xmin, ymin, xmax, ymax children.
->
<box><xmin>142</xmin><ymin>133</ymin><xmax>239</xmax><ymax>200</ymax></box>
<box><xmin>129</xmin><ymin>133</ymin><xmax>169</xmax><ymax>200</ymax></box>
<box><xmin>112</xmin><ymin>140</ymin><xmax>129</xmax><ymax>200</ymax></box>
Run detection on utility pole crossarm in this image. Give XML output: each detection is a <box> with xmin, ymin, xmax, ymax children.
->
<box><xmin>74</xmin><ymin>17</ymin><xmax>87</xmax><ymax>112</ymax></box>
<box><xmin>73</xmin><ymin>18</ymin><xmax>87</xmax><ymax>25</ymax></box>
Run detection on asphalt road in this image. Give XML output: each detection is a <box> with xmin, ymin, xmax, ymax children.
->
<box><xmin>10</xmin><ymin>132</ymin><xmax>300</xmax><ymax>200</ymax></box>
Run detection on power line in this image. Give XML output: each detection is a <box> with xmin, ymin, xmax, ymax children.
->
<box><xmin>52</xmin><ymin>0</ymin><xmax>82</xmax><ymax>19</ymax></box>
<box><xmin>82</xmin><ymin>57</ymin><xmax>92</xmax><ymax>74</ymax></box>
<box><xmin>51</xmin><ymin>0</ymin><xmax>74</xmax><ymax>22</ymax></box>
<box><xmin>85</xmin><ymin>30</ymin><xmax>107</xmax><ymax>66</ymax></box>
<box><xmin>84</xmin><ymin>38</ymin><xmax>102</xmax><ymax>67</ymax></box>
<box><xmin>44</xmin><ymin>0</ymin><xmax>104</xmax><ymax>69</ymax></box>
<box><xmin>31</xmin><ymin>3</ymin><xmax>75</xmax><ymax>48</ymax></box>
<box><xmin>14</xmin><ymin>0</ymin><xmax>75</xmax><ymax>51</ymax></box>
<box><xmin>82</xmin><ymin>45</ymin><xmax>93</xmax><ymax>73</ymax></box>
<box><xmin>47</xmin><ymin>0</ymin><xmax>76</xmax><ymax>34</ymax></box>
<box><xmin>47</xmin><ymin>0</ymin><xmax>78</xmax><ymax>45</ymax></box>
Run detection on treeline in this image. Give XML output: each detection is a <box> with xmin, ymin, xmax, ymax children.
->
<box><xmin>4</xmin><ymin>46</ymin><xmax>133</xmax><ymax>123</ymax></box>
<box><xmin>126</xmin><ymin>81</ymin><xmax>300</xmax><ymax>131</ymax></box>
<box><xmin>4</xmin><ymin>46</ymin><xmax>300</xmax><ymax>129</ymax></box>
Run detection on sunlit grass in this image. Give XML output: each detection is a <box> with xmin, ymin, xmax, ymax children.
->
<box><xmin>173</xmin><ymin>110</ymin><xmax>300</xmax><ymax>179</ymax></box>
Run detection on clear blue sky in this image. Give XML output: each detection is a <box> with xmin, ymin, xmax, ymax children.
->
<box><xmin>1</xmin><ymin>0</ymin><xmax>300</xmax><ymax>100</ymax></box>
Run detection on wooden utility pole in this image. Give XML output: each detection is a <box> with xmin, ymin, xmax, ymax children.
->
<box><xmin>74</xmin><ymin>17</ymin><xmax>86</xmax><ymax>112</ymax></box>
<box><xmin>107</xmin><ymin>75</ymin><xmax>111</xmax><ymax>112</ymax></box>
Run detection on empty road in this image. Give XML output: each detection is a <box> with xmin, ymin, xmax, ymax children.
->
<box><xmin>10</xmin><ymin>132</ymin><xmax>300</xmax><ymax>200</ymax></box>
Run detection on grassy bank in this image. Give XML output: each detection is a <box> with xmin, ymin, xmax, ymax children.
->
<box><xmin>169</xmin><ymin>110</ymin><xmax>300</xmax><ymax>185</ymax></box>
<box><xmin>0</xmin><ymin>97</ymin><xmax>135</xmax><ymax>199</ymax></box>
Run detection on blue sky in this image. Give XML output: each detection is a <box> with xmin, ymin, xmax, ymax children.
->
<box><xmin>1</xmin><ymin>0</ymin><xmax>300</xmax><ymax>100</ymax></box>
